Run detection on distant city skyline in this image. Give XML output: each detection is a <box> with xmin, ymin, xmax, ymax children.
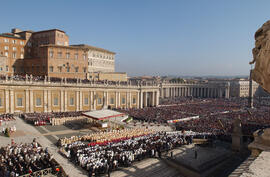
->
<box><xmin>1</xmin><ymin>0</ymin><xmax>269</xmax><ymax>76</ymax></box>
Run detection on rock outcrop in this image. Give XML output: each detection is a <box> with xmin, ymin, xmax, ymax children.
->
<box><xmin>250</xmin><ymin>20</ymin><xmax>270</xmax><ymax>93</ymax></box>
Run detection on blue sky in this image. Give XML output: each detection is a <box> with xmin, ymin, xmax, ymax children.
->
<box><xmin>1</xmin><ymin>0</ymin><xmax>269</xmax><ymax>76</ymax></box>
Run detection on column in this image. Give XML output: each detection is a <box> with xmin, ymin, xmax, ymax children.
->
<box><xmin>64</xmin><ymin>90</ymin><xmax>67</xmax><ymax>111</ymax></box>
<box><xmin>43</xmin><ymin>90</ymin><xmax>48</xmax><ymax>112</ymax></box>
<box><xmin>183</xmin><ymin>87</ymin><xmax>185</xmax><ymax>97</ymax></box>
<box><xmin>48</xmin><ymin>90</ymin><xmax>51</xmax><ymax>112</ymax></box>
<box><xmin>218</xmin><ymin>89</ymin><xmax>222</xmax><ymax>98</ymax></box>
<box><xmin>143</xmin><ymin>92</ymin><xmax>147</xmax><ymax>107</ymax></box>
<box><xmin>200</xmin><ymin>88</ymin><xmax>203</xmax><ymax>98</ymax></box>
<box><xmin>90</xmin><ymin>91</ymin><xmax>93</xmax><ymax>110</ymax></box>
<box><xmin>118</xmin><ymin>92</ymin><xmax>121</xmax><ymax>108</ymax></box>
<box><xmin>93</xmin><ymin>91</ymin><xmax>96</xmax><ymax>110</ymax></box>
<box><xmin>151</xmin><ymin>91</ymin><xmax>155</xmax><ymax>106</ymax></box>
<box><xmin>25</xmin><ymin>89</ymin><xmax>29</xmax><ymax>113</ymax></box>
<box><xmin>125</xmin><ymin>92</ymin><xmax>128</xmax><ymax>109</ymax></box>
<box><xmin>107</xmin><ymin>91</ymin><xmax>109</xmax><ymax>108</ymax></box>
<box><xmin>10</xmin><ymin>90</ymin><xmax>14</xmax><ymax>113</ymax></box>
<box><xmin>225</xmin><ymin>88</ymin><xmax>230</xmax><ymax>98</ymax></box>
<box><xmin>137</xmin><ymin>91</ymin><xmax>140</xmax><ymax>109</ymax></box>
<box><xmin>60</xmin><ymin>90</ymin><xmax>64</xmax><ymax>112</ymax></box>
<box><xmin>115</xmin><ymin>91</ymin><xmax>118</xmax><ymax>108</ymax></box>
<box><xmin>79</xmin><ymin>90</ymin><xmax>83</xmax><ymax>111</ymax></box>
<box><xmin>76</xmin><ymin>91</ymin><xmax>79</xmax><ymax>111</ymax></box>
<box><xmin>129</xmin><ymin>92</ymin><xmax>132</xmax><ymax>108</ymax></box>
<box><xmin>156</xmin><ymin>91</ymin><xmax>159</xmax><ymax>106</ymax></box>
<box><xmin>29</xmin><ymin>90</ymin><xmax>33</xmax><ymax>113</ymax></box>
<box><xmin>140</xmin><ymin>91</ymin><xmax>143</xmax><ymax>108</ymax></box>
<box><xmin>5</xmin><ymin>90</ymin><xmax>9</xmax><ymax>113</ymax></box>
<box><xmin>103</xmin><ymin>91</ymin><xmax>107</xmax><ymax>108</ymax></box>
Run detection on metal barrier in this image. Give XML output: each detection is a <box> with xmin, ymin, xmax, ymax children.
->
<box><xmin>19</xmin><ymin>168</ymin><xmax>52</xmax><ymax>177</ymax></box>
<box><xmin>19</xmin><ymin>166</ymin><xmax>63</xmax><ymax>177</ymax></box>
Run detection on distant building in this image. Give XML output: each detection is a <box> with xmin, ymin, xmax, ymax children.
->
<box><xmin>71</xmin><ymin>44</ymin><xmax>115</xmax><ymax>73</ymax></box>
<box><xmin>0</xmin><ymin>56</ymin><xmax>7</xmax><ymax>74</ymax></box>
<box><xmin>0</xmin><ymin>28</ymin><xmax>116</xmax><ymax>79</ymax></box>
<box><xmin>0</xmin><ymin>32</ymin><xmax>26</xmax><ymax>75</ymax></box>
<box><xmin>230</xmin><ymin>80</ymin><xmax>259</xmax><ymax>97</ymax></box>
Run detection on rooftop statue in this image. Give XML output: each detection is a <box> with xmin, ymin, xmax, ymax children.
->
<box><xmin>250</xmin><ymin>20</ymin><xmax>270</xmax><ymax>93</ymax></box>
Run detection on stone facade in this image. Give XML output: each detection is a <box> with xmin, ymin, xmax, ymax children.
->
<box><xmin>0</xmin><ymin>78</ymin><xmax>159</xmax><ymax>114</ymax></box>
<box><xmin>0</xmin><ymin>56</ymin><xmax>7</xmax><ymax>74</ymax></box>
<box><xmin>71</xmin><ymin>44</ymin><xmax>115</xmax><ymax>73</ymax></box>
<box><xmin>0</xmin><ymin>29</ymin><xmax>116</xmax><ymax>79</ymax></box>
<box><xmin>229</xmin><ymin>80</ymin><xmax>259</xmax><ymax>97</ymax></box>
<box><xmin>160</xmin><ymin>82</ymin><xmax>230</xmax><ymax>99</ymax></box>
<box><xmin>0</xmin><ymin>34</ymin><xmax>26</xmax><ymax>75</ymax></box>
<box><xmin>88</xmin><ymin>72</ymin><xmax>127</xmax><ymax>82</ymax></box>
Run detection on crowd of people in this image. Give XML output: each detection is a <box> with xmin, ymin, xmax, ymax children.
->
<box><xmin>118</xmin><ymin>98</ymin><xmax>270</xmax><ymax>139</ymax></box>
<box><xmin>0</xmin><ymin>74</ymin><xmax>147</xmax><ymax>86</ymax></box>
<box><xmin>118</xmin><ymin>98</ymin><xmax>246</xmax><ymax>123</ymax></box>
<box><xmin>0</xmin><ymin>139</ymin><xmax>61</xmax><ymax>177</ymax></box>
<box><xmin>0</xmin><ymin>114</ymin><xmax>15</xmax><ymax>126</ymax></box>
<box><xmin>0</xmin><ymin>114</ymin><xmax>16</xmax><ymax>137</ymax></box>
<box><xmin>119</xmin><ymin>107</ymin><xmax>196</xmax><ymax>123</ymax></box>
<box><xmin>58</xmin><ymin>128</ymin><xmax>154</xmax><ymax>147</ymax></box>
<box><xmin>176</xmin><ymin>108</ymin><xmax>270</xmax><ymax>136</ymax></box>
<box><xmin>60</xmin><ymin>130</ymin><xmax>212</xmax><ymax>176</ymax></box>
<box><xmin>21</xmin><ymin>111</ymin><xmax>85</xmax><ymax>126</ymax></box>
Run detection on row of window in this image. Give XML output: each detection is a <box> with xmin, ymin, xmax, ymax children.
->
<box><xmin>92</xmin><ymin>53</ymin><xmax>114</xmax><ymax>60</ymax></box>
<box><xmin>14</xmin><ymin>97</ymin><xmax>137</xmax><ymax>107</ymax></box>
<box><xmin>3</xmin><ymin>52</ymin><xmax>24</xmax><ymax>59</ymax></box>
<box><xmin>3</xmin><ymin>46</ymin><xmax>24</xmax><ymax>51</ymax></box>
<box><xmin>88</xmin><ymin>59</ymin><xmax>114</xmax><ymax>67</ymax></box>
<box><xmin>49</xmin><ymin>66</ymin><xmax>87</xmax><ymax>73</ymax></box>
<box><xmin>49</xmin><ymin>51</ymin><xmax>86</xmax><ymax>60</ymax></box>
<box><xmin>1</xmin><ymin>39</ymin><xmax>24</xmax><ymax>45</ymax></box>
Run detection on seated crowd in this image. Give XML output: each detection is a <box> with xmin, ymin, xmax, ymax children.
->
<box><xmin>60</xmin><ymin>130</ymin><xmax>212</xmax><ymax>176</ymax></box>
<box><xmin>176</xmin><ymin>108</ymin><xmax>270</xmax><ymax>137</ymax></box>
<box><xmin>118</xmin><ymin>98</ymin><xmax>246</xmax><ymax>123</ymax></box>
<box><xmin>0</xmin><ymin>114</ymin><xmax>15</xmax><ymax>125</ymax></box>
<box><xmin>21</xmin><ymin>111</ymin><xmax>85</xmax><ymax>126</ymax></box>
<box><xmin>0</xmin><ymin>139</ymin><xmax>60</xmax><ymax>177</ymax></box>
<box><xmin>58</xmin><ymin>128</ymin><xmax>154</xmax><ymax>147</ymax></box>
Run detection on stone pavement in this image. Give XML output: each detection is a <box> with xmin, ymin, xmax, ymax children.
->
<box><xmin>0</xmin><ymin>117</ymin><xmax>88</xmax><ymax>177</ymax></box>
<box><xmin>110</xmin><ymin>157</ymin><xmax>182</xmax><ymax>177</ymax></box>
<box><xmin>168</xmin><ymin>144</ymin><xmax>230</xmax><ymax>170</ymax></box>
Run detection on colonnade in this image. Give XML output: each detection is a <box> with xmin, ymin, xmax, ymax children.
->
<box><xmin>0</xmin><ymin>82</ymin><xmax>160</xmax><ymax>114</ymax></box>
<box><xmin>139</xmin><ymin>90</ymin><xmax>159</xmax><ymax>108</ymax></box>
<box><xmin>160</xmin><ymin>83</ymin><xmax>230</xmax><ymax>99</ymax></box>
